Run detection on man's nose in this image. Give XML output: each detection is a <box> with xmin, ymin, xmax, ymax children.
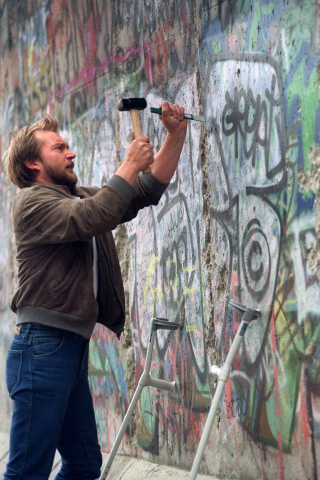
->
<box><xmin>67</xmin><ymin>149</ymin><xmax>76</xmax><ymax>159</ymax></box>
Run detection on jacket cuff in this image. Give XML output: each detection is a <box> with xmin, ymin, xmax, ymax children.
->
<box><xmin>108</xmin><ymin>175</ymin><xmax>136</xmax><ymax>203</ymax></box>
<box><xmin>139</xmin><ymin>173</ymin><xmax>169</xmax><ymax>198</ymax></box>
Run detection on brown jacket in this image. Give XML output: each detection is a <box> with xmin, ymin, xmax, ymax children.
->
<box><xmin>10</xmin><ymin>174</ymin><xmax>165</xmax><ymax>338</ymax></box>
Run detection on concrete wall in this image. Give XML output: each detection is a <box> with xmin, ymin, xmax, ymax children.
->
<box><xmin>0</xmin><ymin>0</ymin><xmax>319</xmax><ymax>478</ymax></box>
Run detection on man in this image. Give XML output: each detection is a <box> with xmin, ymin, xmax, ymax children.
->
<box><xmin>3</xmin><ymin>102</ymin><xmax>187</xmax><ymax>480</ymax></box>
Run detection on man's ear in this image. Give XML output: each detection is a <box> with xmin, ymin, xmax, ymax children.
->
<box><xmin>25</xmin><ymin>158</ymin><xmax>41</xmax><ymax>171</ymax></box>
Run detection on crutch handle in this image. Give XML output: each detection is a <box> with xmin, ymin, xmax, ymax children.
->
<box><xmin>144</xmin><ymin>376</ymin><xmax>176</xmax><ymax>392</ymax></box>
<box><xmin>229</xmin><ymin>299</ymin><xmax>260</xmax><ymax>320</ymax></box>
<box><xmin>151</xmin><ymin>318</ymin><xmax>179</xmax><ymax>331</ymax></box>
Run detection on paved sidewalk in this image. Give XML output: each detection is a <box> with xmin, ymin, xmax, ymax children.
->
<box><xmin>99</xmin><ymin>454</ymin><xmax>219</xmax><ymax>480</ymax></box>
<box><xmin>1</xmin><ymin>432</ymin><xmax>219</xmax><ymax>480</ymax></box>
<box><xmin>50</xmin><ymin>452</ymin><xmax>219</xmax><ymax>480</ymax></box>
<box><xmin>0</xmin><ymin>432</ymin><xmax>9</xmax><ymax>477</ymax></box>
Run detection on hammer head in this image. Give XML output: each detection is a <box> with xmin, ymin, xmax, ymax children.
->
<box><xmin>117</xmin><ymin>98</ymin><xmax>147</xmax><ymax>111</ymax></box>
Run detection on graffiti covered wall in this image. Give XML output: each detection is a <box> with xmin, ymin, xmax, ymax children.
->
<box><xmin>0</xmin><ymin>0</ymin><xmax>320</xmax><ymax>478</ymax></box>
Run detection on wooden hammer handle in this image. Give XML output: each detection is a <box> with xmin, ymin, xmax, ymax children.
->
<box><xmin>129</xmin><ymin>109</ymin><xmax>151</xmax><ymax>174</ymax></box>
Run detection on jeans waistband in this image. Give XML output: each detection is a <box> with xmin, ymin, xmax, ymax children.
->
<box><xmin>16</xmin><ymin>322</ymin><xmax>84</xmax><ymax>341</ymax></box>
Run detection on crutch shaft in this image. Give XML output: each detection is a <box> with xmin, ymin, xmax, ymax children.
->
<box><xmin>189</xmin><ymin>379</ymin><xmax>226</xmax><ymax>480</ymax></box>
<box><xmin>99</xmin><ymin>383</ymin><xmax>144</xmax><ymax>480</ymax></box>
<box><xmin>188</xmin><ymin>314</ymin><xmax>255</xmax><ymax>480</ymax></box>
<box><xmin>99</xmin><ymin>319</ymin><xmax>179</xmax><ymax>480</ymax></box>
<box><xmin>100</xmin><ymin>330</ymin><xmax>158</xmax><ymax>480</ymax></box>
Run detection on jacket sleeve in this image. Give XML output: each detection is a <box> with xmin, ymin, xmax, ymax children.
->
<box><xmin>14</xmin><ymin>183</ymin><xmax>134</xmax><ymax>244</ymax></box>
<box><xmin>109</xmin><ymin>173</ymin><xmax>169</xmax><ymax>224</ymax></box>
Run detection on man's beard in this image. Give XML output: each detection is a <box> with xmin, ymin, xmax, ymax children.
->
<box><xmin>40</xmin><ymin>159</ymin><xmax>78</xmax><ymax>194</ymax></box>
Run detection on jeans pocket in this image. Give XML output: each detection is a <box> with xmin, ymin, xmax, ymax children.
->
<box><xmin>33</xmin><ymin>335</ymin><xmax>64</xmax><ymax>357</ymax></box>
<box><xmin>6</xmin><ymin>349</ymin><xmax>22</xmax><ymax>397</ymax></box>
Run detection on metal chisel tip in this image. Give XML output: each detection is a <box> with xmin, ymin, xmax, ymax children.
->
<box><xmin>150</xmin><ymin>107</ymin><xmax>205</xmax><ymax>123</ymax></box>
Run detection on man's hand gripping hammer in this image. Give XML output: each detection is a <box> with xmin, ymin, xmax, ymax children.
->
<box><xmin>117</xmin><ymin>97</ymin><xmax>150</xmax><ymax>174</ymax></box>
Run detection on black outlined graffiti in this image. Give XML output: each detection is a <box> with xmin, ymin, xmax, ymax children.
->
<box><xmin>203</xmin><ymin>52</ymin><xmax>286</xmax><ymax>449</ymax></box>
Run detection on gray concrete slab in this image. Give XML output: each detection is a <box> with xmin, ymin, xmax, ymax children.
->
<box><xmin>48</xmin><ymin>451</ymin><xmax>61</xmax><ymax>479</ymax></box>
<box><xmin>0</xmin><ymin>432</ymin><xmax>9</xmax><ymax>462</ymax></box>
<box><xmin>49</xmin><ymin>453</ymin><xmax>219</xmax><ymax>480</ymax></box>
<box><xmin>0</xmin><ymin>433</ymin><xmax>220</xmax><ymax>480</ymax></box>
<box><xmin>0</xmin><ymin>432</ymin><xmax>9</xmax><ymax>479</ymax></box>
<box><xmin>104</xmin><ymin>454</ymin><xmax>220</xmax><ymax>480</ymax></box>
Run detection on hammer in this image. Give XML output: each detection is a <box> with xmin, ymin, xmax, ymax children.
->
<box><xmin>117</xmin><ymin>97</ymin><xmax>150</xmax><ymax>174</ymax></box>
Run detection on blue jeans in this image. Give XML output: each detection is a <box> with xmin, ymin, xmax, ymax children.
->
<box><xmin>4</xmin><ymin>323</ymin><xmax>102</xmax><ymax>480</ymax></box>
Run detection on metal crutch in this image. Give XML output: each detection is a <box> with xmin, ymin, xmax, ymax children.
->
<box><xmin>188</xmin><ymin>299</ymin><xmax>261</xmax><ymax>480</ymax></box>
<box><xmin>99</xmin><ymin>317</ymin><xmax>179</xmax><ymax>480</ymax></box>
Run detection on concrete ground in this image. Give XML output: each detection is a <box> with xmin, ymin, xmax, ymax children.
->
<box><xmin>0</xmin><ymin>433</ymin><xmax>9</xmax><ymax>478</ymax></box>
<box><xmin>0</xmin><ymin>431</ymin><xmax>220</xmax><ymax>480</ymax></box>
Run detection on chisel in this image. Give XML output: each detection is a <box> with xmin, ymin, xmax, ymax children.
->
<box><xmin>150</xmin><ymin>107</ymin><xmax>205</xmax><ymax>122</ymax></box>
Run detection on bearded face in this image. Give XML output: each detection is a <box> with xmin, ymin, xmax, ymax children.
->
<box><xmin>30</xmin><ymin>131</ymin><xmax>78</xmax><ymax>191</ymax></box>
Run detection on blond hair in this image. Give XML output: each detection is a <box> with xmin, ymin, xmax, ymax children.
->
<box><xmin>3</xmin><ymin>117</ymin><xmax>59</xmax><ymax>189</ymax></box>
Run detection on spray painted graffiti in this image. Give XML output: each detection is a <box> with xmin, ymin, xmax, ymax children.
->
<box><xmin>204</xmin><ymin>53</ymin><xmax>285</xmax><ymax>448</ymax></box>
<box><xmin>86</xmin><ymin>80</ymin><xmax>212</xmax><ymax>458</ymax></box>
<box><xmin>199</xmin><ymin>2</ymin><xmax>320</xmax><ymax>477</ymax></box>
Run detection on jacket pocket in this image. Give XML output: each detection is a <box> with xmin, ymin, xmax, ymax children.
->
<box><xmin>51</xmin><ymin>253</ymin><xmax>82</xmax><ymax>294</ymax></box>
<box><xmin>6</xmin><ymin>349</ymin><xmax>22</xmax><ymax>397</ymax></box>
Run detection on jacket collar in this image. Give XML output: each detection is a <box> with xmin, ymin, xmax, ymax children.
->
<box><xmin>30</xmin><ymin>182</ymin><xmax>89</xmax><ymax>199</ymax></box>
